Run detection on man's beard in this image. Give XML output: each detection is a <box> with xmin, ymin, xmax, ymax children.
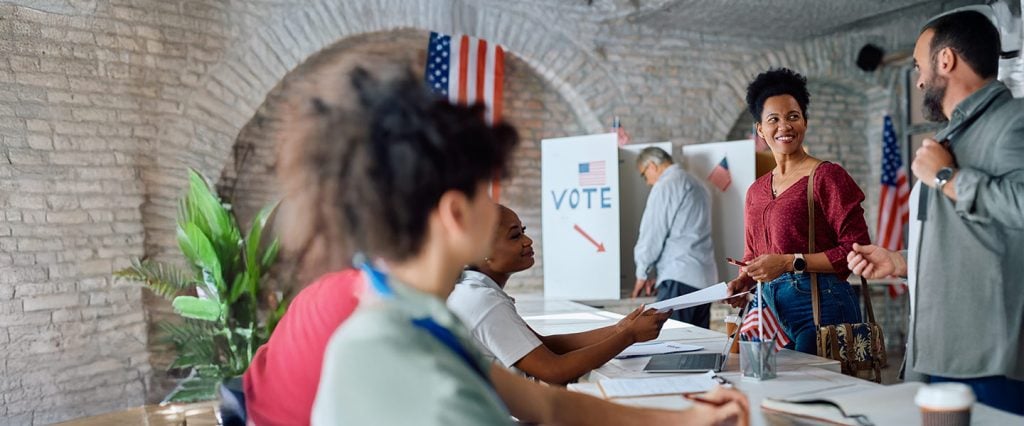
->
<box><xmin>922</xmin><ymin>73</ymin><xmax>949</xmax><ymax>123</ymax></box>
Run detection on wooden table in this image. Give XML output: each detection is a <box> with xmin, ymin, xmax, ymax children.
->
<box><xmin>55</xmin><ymin>401</ymin><xmax>219</xmax><ymax>426</ymax></box>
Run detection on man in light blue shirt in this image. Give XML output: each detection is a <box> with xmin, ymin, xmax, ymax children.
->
<box><xmin>632</xmin><ymin>147</ymin><xmax>718</xmax><ymax>327</ymax></box>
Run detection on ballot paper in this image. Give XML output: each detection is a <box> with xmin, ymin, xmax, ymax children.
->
<box><xmin>614</xmin><ymin>341</ymin><xmax>703</xmax><ymax>359</ymax></box>
<box><xmin>647</xmin><ymin>282</ymin><xmax>747</xmax><ymax>313</ymax></box>
<box><xmin>597</xmin><ymin>371</ymin><xmax>718</xmax><ymax>398</ymax></box>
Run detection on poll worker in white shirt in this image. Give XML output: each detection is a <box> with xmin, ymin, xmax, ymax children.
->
<box><xmin>448</xmin><ymin>205</ymin><xmax>671</xmax><ymax>385</ymax></box>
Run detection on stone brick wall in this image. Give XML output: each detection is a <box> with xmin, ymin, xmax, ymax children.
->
<box><xmin>2</xmin><ymin>0</ymin><xmax>1015</xmax><ymax>422</ymax></box>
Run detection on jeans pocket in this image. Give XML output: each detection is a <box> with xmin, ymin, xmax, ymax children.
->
<box><xmin>790</xmin><ymin>274</ymin><xmax>812</xmax><ymax>296</ymax></box>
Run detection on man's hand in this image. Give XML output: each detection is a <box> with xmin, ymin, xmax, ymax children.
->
<box><xmin>912</xmin><ymin>139</ymin><xmax>956</xmax><ymax>188</ymax></box>
<box><xmin>743</xmin><ymin>254</ymin><xmax>792</xmax><ymax>283</ymax></box>
<box><xmin>631</xmin><ymin>278</ymin><xmax>655</xmax><ymax>298</ymax></box>
<box><xmin>683</xmin><ymin>387</ymin><xmax>750</xmax><ymax>426</ymax></box>
<box><xmin>847</xmin><ymin>243</ymin><xmax>907</xmax><ymax>279</ymax></box>
<box><xmin>624</xmin><ymin>308</ymin><xmax>671</xmax><ymax>343</ymax></box>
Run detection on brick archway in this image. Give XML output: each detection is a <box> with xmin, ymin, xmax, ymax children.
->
<box><xmin>141</xmin><ymin>0</ymin><xmax>618</xmax><ymax>259</ymax></box>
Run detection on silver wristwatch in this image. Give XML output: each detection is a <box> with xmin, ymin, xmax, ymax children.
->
<box><xmin>935</xmin><ymin>167</ymin><xmax>955</xmax><ymax>189</ymax></box>
<box><xmin>793</xmin><ymin>253</ymin><xmax>806</xmax><ymax>274</ymax></box>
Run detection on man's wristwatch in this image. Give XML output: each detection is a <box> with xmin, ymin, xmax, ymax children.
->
<box><xmin>793</xmin><ymin>253</ymin><xmax>807</xmax><ymax>274</ymax></box>
<box><xmin>935</xmin><ymin>167</ymin><xmax>955</xmax><ymax>189</ymax></box>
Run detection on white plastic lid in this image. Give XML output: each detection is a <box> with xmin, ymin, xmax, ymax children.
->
<box><xmin>914</xmin><ymin>383</ymin><xmax>975</xmax><ymax>410</ymax></box>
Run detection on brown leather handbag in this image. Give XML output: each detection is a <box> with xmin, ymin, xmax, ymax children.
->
<box><xmin>807</xmin><ymin>163</ymin><xmax>887</xmax><ymax>383</ymax></box>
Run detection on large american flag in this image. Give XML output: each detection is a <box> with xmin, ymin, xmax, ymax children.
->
<box><xmin>877</xmin><ymin>115</ymin><xmax>910</xmax><ymax>251</ymax></box>
<box><xmin>425</xmin><ymin>32</ymin><xmax>504</xmax><ymax>124</ymax></box>
<box><xmin>740</xmin><ymin>295</ymin><xmax>790</xmax><ymax>352</ymax></box>
<box><xmin>878</xmin><ymin>116</ymin><xmax>910</xmax><ymax>298</ymax></box>
<box><xmin>425</xmin><ymin>32</ymin><xmax>505</xmax><ymax>201</ymax></box>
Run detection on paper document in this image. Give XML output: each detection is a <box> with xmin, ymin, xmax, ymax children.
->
<box><xmin>615</xmin><ymin>341</ymin><xmax>703</xmax><ymax>359</ymax></box>
<box><xmin>647</xmin><ymin>283</ymin><xmax>746</xmax><ymax>313</ymax></box>
<box><xmin>598</xmin><ymin>371</ymin><xmax>718</xmax><ymax>398</ymax></box>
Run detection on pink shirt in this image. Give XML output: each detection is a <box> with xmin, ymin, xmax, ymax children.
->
<box><xmin>243</xmin><ymin>270</ymin><xmax>364</xmax><ymax>425</ymax></box>
<box><xmin>743</xmin><ymin>162</ymin><xmax>870</xmax><ymax>278</ymax></box>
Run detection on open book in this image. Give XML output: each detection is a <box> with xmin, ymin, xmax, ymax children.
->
<box><xmin>761</xmin><ymin>382</ymin><xmax>920</xmax><ymax>425</ymax></box>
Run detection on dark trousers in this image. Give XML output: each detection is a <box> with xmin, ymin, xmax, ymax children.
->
<box><xmin>930</xmin><ymin>375</ymin><xmax>1024</xmax><ymax>415</ymax></box>
<box><xmin>656</xmin><ymin>280</ymin><xmax>710</xmax><ymax>328</ymax></box>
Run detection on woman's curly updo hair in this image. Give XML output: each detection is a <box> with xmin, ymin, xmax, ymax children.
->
<box><xmin>276</xmin><ymin>53</ymin><xmax>518</xmax><ymax>278</ymax></box>
<box><xmin>745</xmin><ymin>67</ymin><xmax>810</xmax><ymax>122</ymax></box>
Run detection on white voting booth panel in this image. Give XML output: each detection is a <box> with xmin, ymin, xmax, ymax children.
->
<box><xmin>681</xmin><ymin>140</ymin><xmax>756</xmax><ymax>282</ymax></box>
<box><xmin>543</xmin><ymin>135</ymin><xmax>755</xmax><ymax>300</ymax></box>
<box><xmin>541</xmin><ymin>133</ymin><xmax>621</xmax><ymax>300</ymax></box>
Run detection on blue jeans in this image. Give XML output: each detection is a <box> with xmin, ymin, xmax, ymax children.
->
<box><xmin>762</xmin><ymin>272</ymin><xmax>862</xmax><ymax>355</ymax></box>
<box><xmin>656</xmin><ymin>280</ymin><xmax>710</xmax><ymax>328</ymax></box>
<box><xmin>930</xmin><ymin>375</ymin><xmax>1024</xmax><ymax>415</ymax></box>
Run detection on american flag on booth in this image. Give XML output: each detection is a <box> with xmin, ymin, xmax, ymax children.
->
<box><xmin>740</xmin><ymin>295</ymin><xmax>790</xmax><ymax>351</ymax></box>
<box><xmin>578</xmin><ymin>161</ymin><xmax>606</xmax><ymax>187</ymax></box>
<box><xmin>877</xmin><ymin>115</ymin><xmax>910</xmax><ymax>298</ymax></box>
<box><xmin>707</xmin><ymin>157</ymin><xmax>732</xmax><ymax>191</ymax></box>
<box><xmin>612</xmin><ymin>117</ymin><xmax>631</xmax><ymax>146</ymax></box>
<box><xmin>425</xmin><ymin>31</ymin><xmax>505</xmax><ymax>200</ymax></box>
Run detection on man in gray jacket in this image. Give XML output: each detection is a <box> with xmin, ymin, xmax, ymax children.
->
<box><xmin>631</xmin><ymin>147</ymin><xmax>717</xmax><ymax>328</ymax></box>
<box><xmin>847</xmin><ymin>11</ymin><xmax>1024</xmax><ymax>414</ymax></box>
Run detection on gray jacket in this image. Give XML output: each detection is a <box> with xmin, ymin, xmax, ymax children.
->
<box><xmin>634</xmin><ymin>164</ymin><xmax>718</xmax><ymax>288</ymax></box>
<box><xmin>909</xmin><ymin>80</ymin><xmax>1024</xmax><ymax>381</ymax></box>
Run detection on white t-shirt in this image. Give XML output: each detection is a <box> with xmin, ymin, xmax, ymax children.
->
<box><xmin>447</xmin><ymin>270</ymin><xmax>542</xmax><ymax>370</ymax></box>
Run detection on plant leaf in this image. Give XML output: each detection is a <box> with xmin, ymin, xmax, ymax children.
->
<box><xmin>114</xmin><ymin>258</ymin><xmax>196</xmax><ymax>300</ymax></box>
<box><xmin>260</xmin><ymin>238</ymin><xmax>281</xmax><ymax>272</ymax></box>
<box><xmin>178</xmin><ymin>222</ymin><xmax>223</xmax><ymax>301</ymax></box>
<box><xmin>164</xmin><ymin>369</ymin><xmax>221</xmax><ymax>403</ymax></box>
<box><xmin>172</xmin><ymin>296</ymin><xmax>222</xmax><ymax>322</ymax></box>
<box><xmin>184</xmin><ymin>169</ymin><xmax>242</xmax><ymax>273</ymax></box>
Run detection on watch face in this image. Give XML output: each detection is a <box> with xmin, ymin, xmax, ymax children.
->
<box><xmin>937</xmin><ymin>167</ymin><xmax>954</xmax><ymax>180</ymax></box>
<box><xmin>794</xmin><ymin>258</ymin><xmax>807</xmax><ymax>271</ymax></box>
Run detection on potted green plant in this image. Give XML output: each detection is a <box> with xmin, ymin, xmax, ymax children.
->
<box><xmin>116</xmin><ymin>169</ymin><xmax>287</xmax><ymax>402</ymax></box>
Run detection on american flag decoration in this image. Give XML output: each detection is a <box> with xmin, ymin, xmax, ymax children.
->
<box><xmin>578</xmin><ymin>161</ymin><xmax>606</xmax><ymax>187</ymax></box>
<box><xmin>425</xmin><ymin>31</ymin><xmax>505</xmax><ymax>200</ymax></box>
<box><xmin>740</xmin><ymin>292</ymin><xmax>790</xmax><ymax>351</ymax></box>
<box><xmin>707</xmin><ymin>157</ymin><xmax>732</xmax><ymax>191</ymax></box>
<box><xmin>425</xmin><ymin>32</ymin><xmax>505</xmax><ymax>124</ymax></box>
<box><xmin>612</xmin><ymin>116</ymin><xmax>631</xmax><ymax>147</ymax></box>
<box><xmin>877</xmin><ymin>115</ymin><xmax>910</xmax><ymax>298</ymax></box>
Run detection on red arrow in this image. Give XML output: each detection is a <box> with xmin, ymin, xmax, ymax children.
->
<box><xmin>573</xmin><ymin>224</ymin><xmax>606</xmax><ymax>252</ymax></box>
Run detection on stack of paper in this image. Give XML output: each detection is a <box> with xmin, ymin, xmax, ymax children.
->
<box><xmin>614</xmin><ymin>341</ymin><xmax>703</xmax><ymax>359</ymax></box>
<box><xmin>597</xmin><ymin>371</ymin><xmax>718</xmax><ymax>398</ymax></box>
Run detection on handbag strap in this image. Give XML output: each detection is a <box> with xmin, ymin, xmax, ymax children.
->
<box><xmin>807</xmin><ymin>162</ymin><xmax>822</xmax><ymax>327</ymax></box>
<box><xmin>806</xmin><ymin>163</ymin><xmax>878</xmax><ymax>326</ymax></box>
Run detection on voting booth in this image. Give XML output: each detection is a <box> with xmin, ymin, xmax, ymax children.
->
<box><xmin>542</xmin><ymin>132</ymin><xmax>759</xmax><ymax>300</ymax></box>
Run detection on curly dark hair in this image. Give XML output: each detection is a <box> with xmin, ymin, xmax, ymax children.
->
<box><xmin>275</xmin><ymin>53</ymin><xmax>518</xmax><ymax>278</ymax></box>
<box><xmin>745</xmin><ymin>67</ymin><xmax>810</xmax><ymax>122</ymax></box>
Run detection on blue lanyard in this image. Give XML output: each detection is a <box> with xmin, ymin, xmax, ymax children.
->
<box><xmin>358</xmin><ymin>262</ymin><xmax>492</xmax><ymax>386</ymax></box>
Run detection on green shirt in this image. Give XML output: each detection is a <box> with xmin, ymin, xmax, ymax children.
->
<box><xmin>312</xmin><ymin>280</ymin><xmax>513</xmax><ymax>425</ymax></box>
<box><xmin>910</xmin><ymin>80</ymin><xmax>1024</xmax><ymax>380</ymax></box>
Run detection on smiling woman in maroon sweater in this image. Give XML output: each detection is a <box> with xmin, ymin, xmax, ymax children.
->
<box><xmin>726</xmin><ymin>68</ymin><xmax>871</xmax><ymax>355</ymax></box>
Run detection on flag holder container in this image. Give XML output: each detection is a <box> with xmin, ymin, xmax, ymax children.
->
<box><xmin>739</xmin><ymin>339</ymin><xmax>777</xmax><ymax>381</ymax></box>
<box><xmin>741</xmin><ymin>280</ymin><xmax>777</xmax><ymax>381</ymax></box>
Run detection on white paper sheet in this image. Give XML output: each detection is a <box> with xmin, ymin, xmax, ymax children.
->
<box><xmin>614</xmin><ymin>341</ymin><xmax>703</xmax><ymax>359</ymax></box>
<box><xmin>598</xmin><ymin>371</ymin><xmax>718</xmax><ymax>398</ymax></box>
<box><xmin>647</xmin><ymin>282</ymin><xmax>746</xmax><ymax>312</ymax></box>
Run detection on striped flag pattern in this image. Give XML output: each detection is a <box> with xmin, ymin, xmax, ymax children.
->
<box><xmin>740</xmin><ymin>297</ymin><xmax>790</xmax><ymax>351</ymax></box>
<box><xmin>877</xmin><ymin>115</ymin><xmax>910</xmax><ymax>298</ymax></box>
<box><xmin>425</xmin><ymin>32</ymin><xmax>505</xmax><ymax>124</ymax></box>
<box><xmin>578</xmin><ymin>161</ymin><xmax>607</xmax><ymax>187</ymax></box>
<box><xmin>707</xmin><ymin>157</ymin><xmax>732</xmax><ymax>192</ymax></box>
<box><xmin>425</xmin><ymin>31</ymin><xmax>505</xmax><ymax>201</ymax></box>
